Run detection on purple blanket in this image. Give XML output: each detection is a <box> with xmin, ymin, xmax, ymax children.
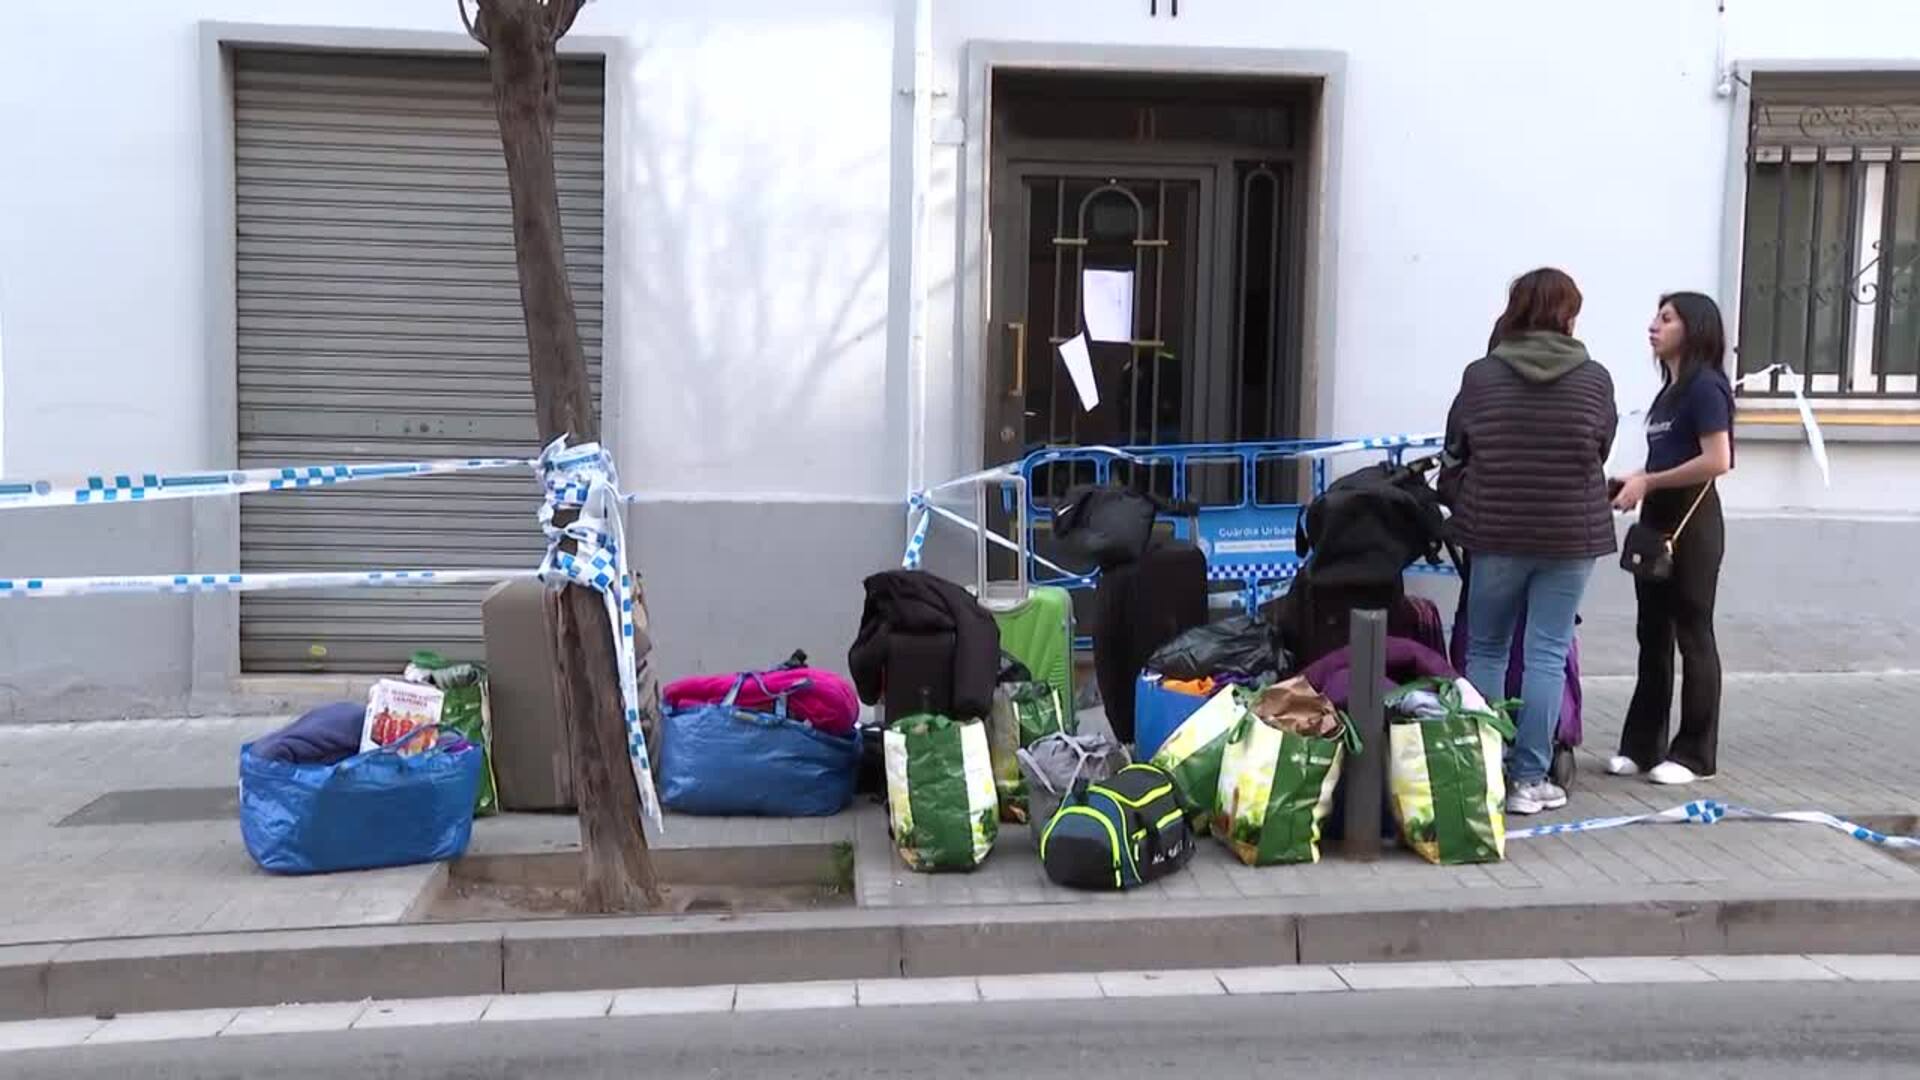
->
<box><xmin>1301</xmin><ymin>638</ymin><xmax>1458</xmax><ymax>711</ymax></box>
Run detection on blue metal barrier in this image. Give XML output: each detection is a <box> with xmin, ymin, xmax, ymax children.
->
<box><xmin>1016</xmin><ymin>436</ymin><xmax>1452</xmax><ymax>646</ymax></box>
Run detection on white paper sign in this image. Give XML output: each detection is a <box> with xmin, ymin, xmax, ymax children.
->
<box><xmin>1081</xmin><ymin>269</ymin><xmax>1135</xmax><ymax>344</ymax></box>
<box><xmin>1057</xmin><ymin>334</ymin><xmax>1100</xmax><ymax>412</ymax></box>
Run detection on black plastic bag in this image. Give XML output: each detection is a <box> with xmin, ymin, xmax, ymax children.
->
<box><xmin>1053</xmin><ymin>485</ymin><xmax>1159</xmax><ymax>569</ymax></box>
<box><xmin>1145</xmin><ymin>615</ymin><xmax>1287</xmax><ymax>681</ymax></box>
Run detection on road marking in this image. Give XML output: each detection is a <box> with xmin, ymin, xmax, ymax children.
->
<box><xmin>3</xmin><ymin>954</ymin><xmax>1917</xmax><ymax>1053</ymax></box>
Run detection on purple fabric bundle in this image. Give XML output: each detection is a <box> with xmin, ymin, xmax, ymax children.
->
<box><xmin>1300</xmin><ymin>638</ymin><xmax>1457</xmax><ymax>711</ymax></box>
<box><xmin>664</xmin><ymin>667</ymin><xmax>860</xmax><ymax>737</ymax></box>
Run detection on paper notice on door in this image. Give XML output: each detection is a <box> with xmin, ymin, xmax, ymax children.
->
<box><xmin>1081</xmin><ymin>269</ymin><xmax>1135</xmax><ymax>344</ymax></box>
<box><xmin>1057</xmin><ymin>334</ymin><xmax>1100</xmax><ymax>412</ymax></box>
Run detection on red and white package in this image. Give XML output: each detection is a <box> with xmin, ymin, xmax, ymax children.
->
<box><xmin>360</xmin><ymin>679</ymin><xmax>446</xmax><ymax>755</ymax></box>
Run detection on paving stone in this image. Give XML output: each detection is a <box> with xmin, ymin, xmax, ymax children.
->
<box><xmin>733</xmin><ymin>980</ymin><xmax>857</xmax><ymax>1012</ymax></box>
<box><xmin>1096</xmin><ymin>970</ymin><xmax>1225</xmax><ymax>998</ymax></box>
<box><xmin>481</xmin><ymin>991</ymin><xmax>614</xmax><ymax>1023</ymax></box>
<box><xmin>1453</xmin><ymin>959</ymin><xmax>1593</xmax><ymax>988</ymax></box>
<box><xmin>1335</xmin><ymin>962</ymin><xmax>1471</xmax><ymax>991</ymax></box>
<box><xmin>0</xmin><ymin>1017</ymin><xmax>105</xmax><ymax>1052</ymax></box>
<box><xmin>1570</xmin><ymin>957</ymin><xmax>1717</xmax><ymax>984</ymax></box>
<box><xmin>1216</xmin><ymin>966</ymin><xmax>1348</xmax><ymax>995</ymax></box>
<box><xmin>223</xmin><ymin>1002</ymin><xmax>368</xmax><ymax>1038</ymax></box>
<box><xmin>87</xmin><ymin>1008</ymin><xmax>239</xmax><ymax>1045</ymax></box>
<box><xmin>1690</xmin><ymin>954</ymin><xmax>1842</xmax><ymax>983</ymax></box>
<box><xmin>354</xmin><ymin>996</ymin><xmax>491</xmax><ymax>1029</ymax></box>
<box><xmin>1808</xmin><ymin>954</ymin><xmax>1920</xmax><ymax>982</ymax></box>
<box><xmin>856</xmin><ymin>977</ymin><xmax>980</xmax><ymax>1007</ymax></box>
<box><xmin>977</xmin><ymin>973</ymin><xmax>1104</xmax><ymax>1002</ymax></box>
<box><xmin>608</xmin><ymin>985</ymin><xmax>737</xmax><ymax>1017</ymax></box>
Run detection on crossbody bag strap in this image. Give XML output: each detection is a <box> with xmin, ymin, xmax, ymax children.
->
<box><xmin>1668</xmin><ymin>482</ymin><xmax>1714</xmax><ymax>544</ymax></box>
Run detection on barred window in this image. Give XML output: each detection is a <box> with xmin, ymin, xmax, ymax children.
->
<box><xmin>1738</xmin><ymin>73</ymin><xmax>1920</xmax><ymax>399</ymax></box>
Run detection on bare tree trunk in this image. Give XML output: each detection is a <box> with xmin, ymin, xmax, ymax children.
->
<box><xmin>466</xmin><ymin>0</ymin><xmax>660</xmax><ymax>912</ymax></box>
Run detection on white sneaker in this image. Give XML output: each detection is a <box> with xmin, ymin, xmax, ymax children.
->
<box><xmin>1648</xmin><ymin>761</ymin><xmax>1712</xmax><ymax>785</ymax></box>
<box><xmin>1606</xmin><ymin>756</ymin><xmax>1642</xmax><ymax>777</ymax></box>
<box><xmin>1506</xmin><ymin>779</ymin><xmax>1569</xmax><ymax>815</ymax></box>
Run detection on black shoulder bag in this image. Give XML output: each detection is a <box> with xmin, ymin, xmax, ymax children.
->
<box><xmin>1619</xmin><ymin>484</ymin><xmax>1712</xmax><ymax>583</ymax></box>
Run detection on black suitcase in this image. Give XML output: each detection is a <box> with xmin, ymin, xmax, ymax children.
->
<box><xmin>1092</xmin><ymin>540</ymin><xmax>1208</xmax><ymax>744</ymax></box>
<box><xmin>1264</xmin><ymin>565</ymin><xmax>1405</xmax><ymax>671</ymax></box>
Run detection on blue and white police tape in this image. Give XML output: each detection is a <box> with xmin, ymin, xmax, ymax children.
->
<box><xmin>0</xmin><ymin>568</ymin><xmax>532</xmax><ymax>599</ymax></box>
<box><xmin>0</xmin><ymin>456</ymin><xmax>533</xmax><ymax>511</ymax></box>
<box><xmin>1298</xmin><ymin>433</ymin><xmax>1444</xmax><ymax>459</ymax></box>
<box><xmin>1239</xmin><ymin>556</ymin><xmax>1458</xmax><ymax>607</ymax></box>
<box><xmin>903</xmin><ymin>496</ymin><xmax>933</xmax><ymax>570</ymax></box>
<box><xmin>902</xmin><ymin>491</ymin><xmax>1081</xmax><ymax>580</ymax></box>
<box><xmin>1507</xmin><ymin>799</ymin><xmax>1920</xmax><ymax>851</ymax></box>
<box><xmin>534</xmin><ymin>436</ymin><xmax>662</xmax><ymax>828</ymax></box>
<box><xmin>1611</xmin><ymin>363</ymin><xmax>1828</xmax><ymax>485</ymax></box>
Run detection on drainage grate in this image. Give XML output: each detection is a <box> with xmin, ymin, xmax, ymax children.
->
<box><xmin>56</xmin><ymin>786</ymin><xmax>238</xmax><ymax>827</ymax></box>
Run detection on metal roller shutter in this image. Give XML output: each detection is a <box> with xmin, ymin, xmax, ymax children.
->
<box><xmin>234</xmin><ymin>49</ymin><xmax>605</xmax><ymax>673</ymax></box>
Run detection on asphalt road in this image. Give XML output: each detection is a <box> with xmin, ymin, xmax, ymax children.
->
<box><xmin>9</xmin><ymin>981</ymin><xmax>1920</xmax><ymax>1079</ymax></box>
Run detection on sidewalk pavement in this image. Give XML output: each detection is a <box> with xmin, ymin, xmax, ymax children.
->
<box><xmin>0</xmin><ymin>674</ymin><xmax>1913</xmax><ymax>950</ymax></box>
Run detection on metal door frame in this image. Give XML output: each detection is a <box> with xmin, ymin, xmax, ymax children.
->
<box><xmin>957</xmin><ymin>44</ymin><xmax>1347</xmax><ymax>492</ymax></box>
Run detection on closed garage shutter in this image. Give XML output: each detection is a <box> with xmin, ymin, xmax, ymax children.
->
<box><xmin>234</xmin><ymin>49</ymin><xmax>604</xmax><ymax>673</ymax></box>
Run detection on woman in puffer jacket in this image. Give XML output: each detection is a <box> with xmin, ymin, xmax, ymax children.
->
<box><xmin>1440</xmin><ymin>268</ymin><xmax>1617</xmax><ymax>815</ymax></box>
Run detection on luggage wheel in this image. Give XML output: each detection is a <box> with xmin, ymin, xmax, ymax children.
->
<box><xmin>1550</xmin><ymin>744</ymin><xmax>1576</xmax><ymax>789</ymax></box>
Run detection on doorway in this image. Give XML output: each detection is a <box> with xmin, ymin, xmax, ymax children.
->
<box><xmin>984</xmin><ymin>69</ymin><xmax>1318</xmax><ymax>579</ymax></box>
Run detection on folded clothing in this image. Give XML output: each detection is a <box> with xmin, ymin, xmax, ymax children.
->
<box><xmin>664</xmin><ymin>667</ymin><xmax>860</xmax><ymax>736</ymax></box>
<box><xmin>252</xmin><ymin>702</ymin><xmax>366</xmax><ymax>766</ymax></box>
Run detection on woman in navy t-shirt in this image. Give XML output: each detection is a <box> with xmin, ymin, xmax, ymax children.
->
<box><xmin>1607</xmin><ymin>292</ymin><xmax>1735</xmax><ymax>786</ymax></box>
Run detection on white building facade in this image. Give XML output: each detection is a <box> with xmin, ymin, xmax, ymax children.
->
<box><xmin>0</xmin><ymin>0</ymin><xmax>1915</xmax><ymax>720</ymax></box>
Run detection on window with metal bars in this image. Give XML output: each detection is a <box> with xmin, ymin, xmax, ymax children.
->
<box><xmin>1737</xmin><ymin>73</ymin><xmax>1920</xmax><ymax>399</ymax></box>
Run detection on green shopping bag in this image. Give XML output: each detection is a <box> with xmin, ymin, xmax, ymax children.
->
<box><xmin>884</xmin><ymin>714</ymin><xmax>999</xmax><ymax>872</ymax></box>
<box><xmin>1147</xmin><ymin>685</ymin><xmax>1243</xmax><ymax>829</ymax></box>
<box><xmin>1213</xmin><ymin>708</ymin><xmax>1359</xmax><ymax>866</ymax></box>
<box><xmin>1385</xmin><ymin>677</ymin><xmax>1518</xmax><ymax>865</ymax></box>
<box><xmin>986</xmin><ymin>682</ymin><xmax>1073</xmax><ymax>823</ymax></box>
<box><xmin>404</xmin><ymin>651</ymin><xmax>497</xmax><ymax>817</ymax></box>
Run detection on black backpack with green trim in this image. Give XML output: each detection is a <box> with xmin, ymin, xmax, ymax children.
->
<box><xmin>1038</xmin><ymin>763</ymin><xmax>1196</xmax><ymax>890</ymax></box>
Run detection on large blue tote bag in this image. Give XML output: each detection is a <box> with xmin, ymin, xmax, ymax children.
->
<box><xmin>239</xmin><ymin>726</ymin><xmax>484</xmax><ymax>875</ymax></box>
<box><xmin>659</xmin><ymin>673</ymin><xmax>861</xmax><ymax>817</ymax></box>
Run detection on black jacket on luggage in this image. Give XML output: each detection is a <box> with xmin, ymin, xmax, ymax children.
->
<box><xmin>848</xmin><ymin>570</ymin><xmax>1001</xmax><ymax>720</ymax></box>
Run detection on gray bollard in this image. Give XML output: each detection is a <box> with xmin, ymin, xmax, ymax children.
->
<box><xmin>1341</xmin><ymin>608</ymin><xmax>1389</xmax><ymax>860</ymax></box>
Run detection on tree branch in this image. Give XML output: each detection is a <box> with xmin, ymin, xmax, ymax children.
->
<box><xmin>549</xmin><ymin>0</ymin><xmax>588</xmax><ymax>41</ymax></box>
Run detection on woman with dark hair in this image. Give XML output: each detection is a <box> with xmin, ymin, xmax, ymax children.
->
<box><xmin>1608</xmin><ymin>292</ymin><xmax>1735</xmax><ymax>786</ymax></box>
<box><xmin>1441</xmin><ymin>268</ymin><xmax>1617</xmax><ymax>814</ymax></box>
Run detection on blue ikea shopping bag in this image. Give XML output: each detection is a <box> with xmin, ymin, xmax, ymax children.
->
<box><xmin>1134</xmin><ymin>673</ymin><xmax>1212</xmax><ymax>762</ymax></box>
<box><xmin>239</xmin><ymin>726</ymin><xmax>484</xmax><ymax>875</ymax></box>
<box><xmin>659</xmin><ymin>673</ymin><xmax>861</xmax><ymax>817</ymax></box>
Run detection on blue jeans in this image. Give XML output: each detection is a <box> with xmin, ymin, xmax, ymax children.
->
<box><xmin>1464</xmin><ymin>554</ymin><xmax>1595</xmax><ymax>785</ymax></box>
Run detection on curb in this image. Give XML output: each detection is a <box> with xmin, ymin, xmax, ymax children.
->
<box><xmin>5</xmin><ymin>885</ymin><xmax>1920</xmax><ymax>1021</ymax></box>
